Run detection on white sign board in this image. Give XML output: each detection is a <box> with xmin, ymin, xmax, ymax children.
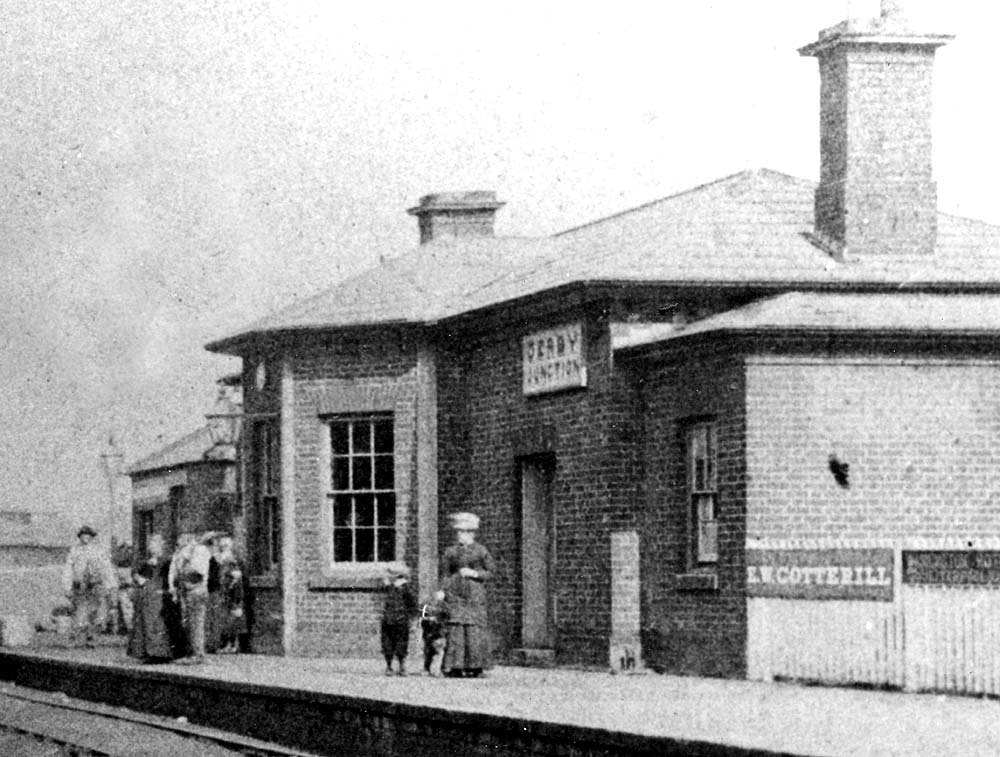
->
<box><xmin>522</xmin><ymin>323</ymin><xmax>587</xmax><ymax>395</ymax></box>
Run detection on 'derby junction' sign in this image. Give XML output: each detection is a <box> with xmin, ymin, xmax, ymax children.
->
<box><xmin>522</xmin><ymin>323</ymin><xmax>587</xmax><ymax>396</ymax></box>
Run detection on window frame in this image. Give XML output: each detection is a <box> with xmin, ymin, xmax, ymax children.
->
<box><xmin>136</xmin><ymin>509</ymin><xmax>154</xmax><ymax>559</ymax></box>
<box><xmin>687</xmin><ymin>420</ymin><xmax>719</xmax><ymax>566</ymax></box>
<box><xmin>253</xmin><ymin>420</ymin><xmax>281</xmax><ymax>574</ymax></box>
<box><xmin>324</xmin><ymin>412</ymin><xmax>397</xmax><ymax>567</ymax></box>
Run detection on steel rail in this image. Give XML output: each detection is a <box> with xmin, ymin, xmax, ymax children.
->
<box><xmin>0</xmin><ymin>686</ymin><xmax>327</xmax><ymax>757</ymax></box>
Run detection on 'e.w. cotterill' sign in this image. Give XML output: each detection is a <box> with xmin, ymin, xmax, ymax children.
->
<box><xmin>746</xmin><ymin>549</ymin><xmax>894</xmax><ymax>601</ymax></box>
<box><xmin>522</xmin><ymin>323</ymin><xmax>586</xmax><ymax>396</ymax></box>
<box><xmin>903</xmin><ymin>551</ymin><xmax>1000</xmax><ymax>586</ymax></box>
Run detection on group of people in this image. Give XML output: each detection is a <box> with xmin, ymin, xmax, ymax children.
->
<box><xmin>66</xmin><ymin>512</ymin><xmax>494</xmax><ymax>676</ymax></box>
<box><xmin>129</xmin><ymin>530</ymin><xmax>249</xmax><ymax>664</ymax></box>
<box><xmin>380</xmin><ymin>511</ymin><xmax>495</xmax><ymax>679</ymax></box>
<box><xmin>62</xmin><ymin>524</ymin><xmax>248</xmax><ymax>663</ymax></box>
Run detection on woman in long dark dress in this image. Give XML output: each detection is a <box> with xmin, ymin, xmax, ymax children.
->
<box><xmin>441</xmin><ymin>512</ymin><xmax>495</xmax><ymax>678</ymax></box>
<box><xmin>127</xmin><ymin>534</ymin><xmax>175</xmax><ymax>662</ymax></box>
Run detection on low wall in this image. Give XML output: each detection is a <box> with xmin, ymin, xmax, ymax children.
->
<box><xmin>0</xmin><ymin>652</ymin><xmax>774</xmax><ymax>757</ymax></box>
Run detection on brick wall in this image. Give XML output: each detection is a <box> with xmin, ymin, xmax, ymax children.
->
<box><xmin>130</xmin><ymin>463</ymin><xmax>237</xmax><ymax>554</ymax></box>
<box><xmin>629</xmin><ymin>334</ymin><xmax>1000</xmax><ymax>680</ymax></box>
<box><xmin>437</xmin><ymin>309</ymin><xmax>643</xmax><ymax>666</ymax></box>
<box><xmin>635</xmin><ymin>342</ymin><xmax>747</xmax><ymax>678</ymax></box>
<box><xmin>183</xmin><ymin>465</ymin><xmax>238</xmax><ymax>535</ymax></box>
<box><xmin>746</xmin><ymin>352</ymin><xmax>1000</xmax><ymax>543</ymax></box>
<box><xmin>286</xmin><ymin>330</ymin><xmax>422</xmax><ymax>657</ymax></box>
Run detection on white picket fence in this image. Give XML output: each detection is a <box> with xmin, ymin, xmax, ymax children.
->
<box><xmin>748</xmin><ymin>574</ymin><xmax>1000</xmax><ymax>695</ymax></box>
<box><xmin>904</xmin><ymin>586</ymin><xmax>1000</xmax><ymax>695</ymax></box>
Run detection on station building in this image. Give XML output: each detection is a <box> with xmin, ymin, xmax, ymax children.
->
<box><xmin>127</xmin><ymin>378</ymin><xmax>244</xmax><ymax>562</ymax></box>
<box><xmin>207</xmin><ymin>9</ymin><xmax>1000</xmax><ymax>692</ymax></box>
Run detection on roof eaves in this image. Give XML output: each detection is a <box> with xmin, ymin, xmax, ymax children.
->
<box><xmin>127</xmin><ymin>426</ymin><xmax>213</xmax><ymax>474</ymax></box>
<box><xmin>617</xmin><ymin>324</ymin><xmax>1000</xmax><ymax>357</ymax></box>
<box><xmin>206</xmin><ymin>319</ymin><xmax>422</xmax><ymax>355</ymax></box>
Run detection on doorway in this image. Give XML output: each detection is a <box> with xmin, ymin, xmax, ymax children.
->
<box><xmin>520</xmin><ymin>456</ymin><xmax>555</xmax><ymax>649</ymax></box>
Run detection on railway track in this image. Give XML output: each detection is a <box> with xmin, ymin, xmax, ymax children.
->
<box><xmin>0</xmin><ymin>683</ymin><xmax>325</xmax><ymax>757</ymax></box>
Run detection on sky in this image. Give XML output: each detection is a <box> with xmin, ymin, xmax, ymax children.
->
<box><xmin>1</xmin><ymin>0</ymin><xmax>998</xmax><ymax>539</ymax></box>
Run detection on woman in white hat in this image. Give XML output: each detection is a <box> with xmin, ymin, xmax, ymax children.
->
<box><xmin>440</xmin><ymin>511</ymin><xmax>495</xmax><ymax>677</ymax></box>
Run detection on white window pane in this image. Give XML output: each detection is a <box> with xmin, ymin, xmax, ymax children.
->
<box><xmin>697</xmin><ymin>497</ymin><xmax>714</xmax><ymax>522</ymax></box>
<box><xmin>698</xmin><ymin>519</ymin><xmax>718</xmax><ymax>563</ymax></box>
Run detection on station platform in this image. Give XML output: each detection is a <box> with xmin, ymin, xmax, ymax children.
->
<box><xmin>2</xmin><ymin>635</ymin><xmax>999</xmax><ymax>756</ymax></box>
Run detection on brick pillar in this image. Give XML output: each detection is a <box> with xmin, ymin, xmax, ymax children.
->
<box><xmin>416</xmin><ymin>343</ymin><xmax>438</xmax><ymax>601</ymax></box>
<box><xmin>280</xmin><ymin>357</ymin><xmax>296</xmax><ymax>655</ymax></box>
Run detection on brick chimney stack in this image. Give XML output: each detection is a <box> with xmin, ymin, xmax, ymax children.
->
<box><xmin>799</xmin><ymin>3</ymin><xmax>953</xmax><ymax>256</ymax></box>
<box><xmin>407</xmin><ymin>191</ymin><xmax>505</xmax><ymax>245</ymax></box>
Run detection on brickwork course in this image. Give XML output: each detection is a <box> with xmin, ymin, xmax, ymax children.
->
<box><xmin>202</xmin><ymin>7</ymin><xmax>1000</xmax><ymax>682</ymax></box>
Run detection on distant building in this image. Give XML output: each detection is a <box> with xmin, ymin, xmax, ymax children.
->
<box><xmin>0</xmin><ymin>510</ymin><xmax>76</xmax><ymax>629</ymax></box>
<box><xmin>0</xmin><ymin>510</ymin><xmax>73</xmax><ymax>569</ymax></box>
<box><xmin>204</xmin><ymin>7</ymin><xmax>1000</xmax><ymax>695</ymax></box>
<box><xmin>127</xmin><ymin>378</ymin><xmax>244</xmax><ymax>559</ymax></box>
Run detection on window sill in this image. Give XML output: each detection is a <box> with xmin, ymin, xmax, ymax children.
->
<box><xmin>250</xmin><ymin>574</ymin><xmax>279</xmax><ymax>590</ymax></box>
<box><xmin>674</xmin><ymin>571</ymin><xmax>719</xmax><ymax>592</ymax></box>
<box><xmin>308</xmin><ymin>562</ymin><xmax>406</xmax><ymax>591</ymax></box>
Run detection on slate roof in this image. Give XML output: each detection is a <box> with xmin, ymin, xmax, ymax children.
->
<box><xmin>127</xmin><ymin>425</ymin><xmax>216</xmax><ymax>476</ymax></box>
<box><xmin>613</xmin><ymin>291</ymin><xmax>1000</xmax><ymax>351</ymax></box>
<box><xmin>207</xmin><ymin>169</ymin><xmax>1000</xmax><ymax>353</ymax></box>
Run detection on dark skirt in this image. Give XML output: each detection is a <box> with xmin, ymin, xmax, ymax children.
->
<box><xmin>127</xmin><ymin>584</ymin><xmax>174</xmax><ymax>661</ymax></box>
<box><xmin>443</xmin><ymin>623</ymin><xmax>491</xmax><ymax>673</ymax></box>
<box><xmin>220</xmin><ymin>602</ymin><xmax>248</xmax><ymax>646</ymax></box>
<box><xmin>205</xmin><ymin>592</ymin><xmax>225</xmax><ymax>653</ymax></box>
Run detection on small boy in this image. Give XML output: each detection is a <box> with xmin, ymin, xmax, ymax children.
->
<box><xmin>420</xmin><ymin>590</ymin><xmax>447</xmax><ymax>676</ymax></box>
<box><xmin>381</xmin><ymin>565</ymin><xmax>418</xmax><ymax>676</ymax></box>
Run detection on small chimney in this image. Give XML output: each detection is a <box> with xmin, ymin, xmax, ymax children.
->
<box><xmin>407</xmin><ymin>191</ymin><xmax>505</xmax><ymax>245</ymax></box>
<box><xmin>799</xmin><ymin>4</ymin><xmax>953</xmax><ymax>256</ymax></box>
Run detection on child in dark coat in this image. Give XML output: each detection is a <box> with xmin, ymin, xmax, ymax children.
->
<box><xmin>381</xmin><ymin>565</ymin><xmax>418</xmax><ymax>676</ymax></box>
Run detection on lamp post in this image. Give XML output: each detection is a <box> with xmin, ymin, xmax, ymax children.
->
<box><xmin>99</xmin><ymin>434</ymin><xmax>124</xmax><ymax>552</ymax></box>
<box><xmin>205</xmin><ymin>386</ymin><xmax>244</xmax><ymax>458</ymax></box>
<box><xmin>205</xmin><ymin>382</ymin><xmax>244</xmax><ymax>543</ymax></box>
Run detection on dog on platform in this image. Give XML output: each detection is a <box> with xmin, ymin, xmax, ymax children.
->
<box><xmin>420</xmin><ymin>591</ymin><xmax>447</xmax><ymax>676</ymax></box>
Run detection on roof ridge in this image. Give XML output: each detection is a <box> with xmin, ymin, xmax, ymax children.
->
<box><xmin>552</xmin><ymin>168</ymin><xmax>812</xmax><ymax>238</ymax></box>
<box><xmin>937</xmin><ymin>210</ymin><xmax>1000</xmax><ymax>229</ymax></box>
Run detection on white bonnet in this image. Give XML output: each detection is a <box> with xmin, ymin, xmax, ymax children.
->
<box><xmin>450</xmin><ymin>512</ymin><xmax>480</xmax><ymax>531</ymax></box>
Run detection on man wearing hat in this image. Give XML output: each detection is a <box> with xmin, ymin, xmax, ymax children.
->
<box><xmin>440</xmin><ymin>512</ymin><xmax>495</xmax><ymax>677</ymax></box>
<box><xmin>61</xmin><ymin>526</ymin><xmax>116</xmax><ymax>647</ymax></box>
